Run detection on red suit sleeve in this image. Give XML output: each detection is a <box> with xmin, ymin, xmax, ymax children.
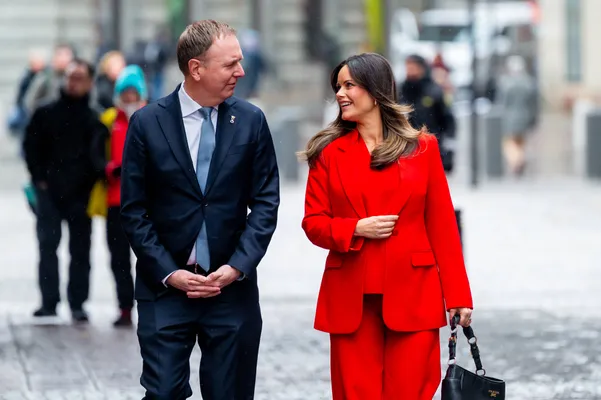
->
<box><xmin>302</xmin><ymin>153</ymin><xmax>364</xmax><ymax>253</ymax></box>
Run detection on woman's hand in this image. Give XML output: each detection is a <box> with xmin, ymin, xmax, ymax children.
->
<box><xmin>354</xmin><ymin>215</ymin><xmax>399</xmax><ymax>239</ymax></box>
<box><xmin>449</xmin><ymin>308</ymin><xmax>473</xmax><ymax>328</ymax></box>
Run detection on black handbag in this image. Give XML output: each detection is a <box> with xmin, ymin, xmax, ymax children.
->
<box><xmin>441</xmin><ymin>315</ymin><xmax>506</xmax><ymax>399</ymax></box>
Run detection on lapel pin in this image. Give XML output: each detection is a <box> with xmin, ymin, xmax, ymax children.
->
<box><xmin>230</xmin><ymin>115</ymin><xmax>236</xmax><ymax>124</ymax></box>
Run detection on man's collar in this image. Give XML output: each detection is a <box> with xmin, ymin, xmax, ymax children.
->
<box><xmin>178</xmin><ymin>82</ymin><xmax>219</xmax><ymax>117</ymax></box>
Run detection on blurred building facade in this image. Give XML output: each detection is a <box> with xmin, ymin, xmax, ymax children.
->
<box><xmin>0</xmin><ymin>0</ymin><xmax>456</xmax><ymax>109</ymax></box>
<box><xmin>0</xmin><ymin>0</ymin><xmax>377</xmax><ymax>113</ymax></box>
<box><xmin>9</xmin><ymin>0</ymin><xmax>594</xmax><ymax>115</ymax></box>
<box><xmin>0</xmin><ymin>0</ymin><xmax>98</xmax><ymax>111</ymax></box>
<box><xmin>537</xmin><ymin>0</ymin><xmax>601</xmax><ymax>110</ymax></box>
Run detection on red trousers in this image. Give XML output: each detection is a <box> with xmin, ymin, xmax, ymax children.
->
<box><xmin>330</xmin><ymin>295</ymin><xmax>441</xmax><ymax>400</ymax></box>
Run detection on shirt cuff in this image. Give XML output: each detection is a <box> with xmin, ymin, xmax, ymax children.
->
<box><xmin>162</xmin><ymin>271</ymin><xmax>177</xmax><ymax>287</ymax></box>
<box><xmin>232</xmin><ymin>266</ymin><xmax>245</xmax><ymax>281</ymax></box>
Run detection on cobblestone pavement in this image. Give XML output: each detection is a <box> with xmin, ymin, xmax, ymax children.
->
<box><xmin>1</xmin><ymin>305</ymin><xmax>601</xmax><ymax>399</ymax></box>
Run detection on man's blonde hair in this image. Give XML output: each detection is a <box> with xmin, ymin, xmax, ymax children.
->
<box><xmin>177</xmin><ymin>20</ymin><xmax>237</xmax><ymax>75</ymax></box>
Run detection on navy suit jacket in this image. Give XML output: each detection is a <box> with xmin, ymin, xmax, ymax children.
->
<box><xmin>120</xmin><ymin>87</ymin><xmax>280</xmax><ymax>300</ymax></box>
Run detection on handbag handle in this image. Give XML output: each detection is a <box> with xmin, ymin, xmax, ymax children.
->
<box><xmin>448</xmin><ymin>314</ymin><xmax>486</xmax><ymax>376</ymax></box>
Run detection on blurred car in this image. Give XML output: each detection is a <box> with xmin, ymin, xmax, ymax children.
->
<box><xmin>389</xmin><ymin>1</ymin><xmax>538</xmax><ymax>93</ymax></box>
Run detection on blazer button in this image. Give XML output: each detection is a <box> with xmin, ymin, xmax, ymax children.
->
<box><xmin>204</xmin><ymin>203</ymin><xmax>208</xmax><ymax>207</ymax></box>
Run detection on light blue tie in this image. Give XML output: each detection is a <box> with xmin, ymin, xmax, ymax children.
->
<box><xmin>195</xmin><ymin>107</ymin><xmax>215</xmax><ymax>271</ymax></box>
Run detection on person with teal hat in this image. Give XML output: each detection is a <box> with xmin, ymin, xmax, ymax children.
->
<box><xmin>113</xmin><ymin>64</ymin><xmax>148</xmax><ymax>117</ymax></box>
<box><xmin>102</xmin><ymin>64</ymin><xmax>148</xmax><ymax>327</ymax></box>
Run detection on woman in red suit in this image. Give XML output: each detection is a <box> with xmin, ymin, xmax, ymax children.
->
<box><xmin>299</xmin><ymin>53</ymin><xmax>473</xmax><ymax>399</ymax></box>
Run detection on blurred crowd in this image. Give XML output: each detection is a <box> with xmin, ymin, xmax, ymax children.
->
<box><xmin>2</xmin><ymin>27</ymin><xmax>270</xmax><ymax>327</ymax></box>
<box><xmin>3</xmin><ymin>37</ymin><xmax>180</xmax><ymax>326</ymax></box>
<box><xmin>7</xmin><ymin>28</ymin><xmax>269</xmax><ymax>142</ymax></box>
<box><xmin>13</xmin><ymin>46</ymin><xmax>150</xmax><ymax>326</ymax></box>
<box><xmin>7</xmin><ymin>43</ymin><xmax>165</xmax><ymax>140</ymax></box>
<box><xmin>401</xmin><ymin>50</ymin><xmax>538</xmax><ymax>176</ymax></box>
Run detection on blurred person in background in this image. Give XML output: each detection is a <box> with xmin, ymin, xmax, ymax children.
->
<box><xmin>234</xmin><ymin>28</ymin><xmax>267</xmax><ymax>100</ymax></box>
<box><xmin>22</xmin><ymin>59</ymin><xmax>107</xmax><ymax>322</ymax></box>
<box><xmin>300</xmin><ymin>53</ymin><xmax>472</xmax><ymax>400</ymax></box>
<box><xmin>144</xmin><ymin>26</ymin><xmax>171</xmax><ymax>101</ymax></box>
<box><xmin>399</xmin><ymin>54</ymin><xmax>456</xmax><ymax>171</ymax></box>
<box><xmin>100</xmin><ymin>65</ymin><xmax>148</xmax><ymax>327</ymax></box>
<box><xmin>24</xmin><ymin>43</ymin><xmax>74</xmax><ymax>111</ymax></box>
<box><xmin>399</xmin><ymin>54</ymin><xmax>463</xmax><ymax>243</ymax></box>
<box><xmin>126</xmin><ymin>29</ymin><xmax>170</xmax><ymax>103</ymax></box>
<box><xmin>94</xmin><ymin>50</ymin><xmax>126</xmax><ymax>111</ymax></box>
<box><xmin>495</xmin><ymin>55</ymin><xmax>538</xmax><ymax>176</ymax></box>
<box><xmin>431</xmin><ymin>51</ymin><xmax>454</xmax><ymax>103</ymax></box>
<box><xmin>6</xmin><ymin>50</ymin><xmax>47</xmax><ymax>140</ymax></box>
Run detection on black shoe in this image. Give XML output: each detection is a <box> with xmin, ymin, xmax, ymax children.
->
<box><xmin>113</xmin><ymin>311</ymin><xmax>133</xmax><ymax>328</ymax></box>
<box><xmin>33</xmin><ymin>307</ymin><xmax>57</xmax><ymax>317</ymax></box>
<box><xmin>71</xmin><ymin>309</ymin><xmax>89</xmax><ymax>323</ymax></box>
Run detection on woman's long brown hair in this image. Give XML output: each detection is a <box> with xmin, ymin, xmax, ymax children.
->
<box><xmin>297</xmin><ymin>53</ymin><xmax>424</xmax><ymax>169</ymax></box>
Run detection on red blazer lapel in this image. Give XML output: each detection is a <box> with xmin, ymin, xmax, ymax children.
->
<box><xmin>334</xmin><ymin>131</ymin><xmax>367</xmax><ymax>218</ymax></box>
<box><xmin>391</xmin><ymin>158</ymin><xmax>413</xmax><ymax>215</ymax></box>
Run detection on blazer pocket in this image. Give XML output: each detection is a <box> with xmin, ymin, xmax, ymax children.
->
<box><xmin>227</xmin><ymin>143</ymin><xmax>254</xmax><ymax>155</ymax></box>
<box><xmin>411</xmin><ymin>251</ymin><xmax>436</xmax><ymax>268</ymax></box>
<box><xmin>325</xmin><ymin>251</ymin><xmax>343</xmax><ymax>269</ymax></box>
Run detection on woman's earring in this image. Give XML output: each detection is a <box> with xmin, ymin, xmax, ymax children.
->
<box><xmin>374</xmin><ymin>100</ymin><xmax>377</xmax><ymax>106</ymax></box>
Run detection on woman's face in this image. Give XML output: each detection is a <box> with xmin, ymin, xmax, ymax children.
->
<box><xmin>119</xmin><ymin>88</ymin><xmax>144</xmax><ymax>119</ymax></box>
<box><xmin>335</xmin><ymin>65</ymin><xmax>377</xmax><ymax>123</ymax></box>
<box><xmin>106</xmin><ymin>55</ymin><xmax>126</xmax><ymax>81</ymax></box>
<box><xmin>120</xmin><ymin>88</ymin><xmax>141</xmax><ymax>105</ymax></box>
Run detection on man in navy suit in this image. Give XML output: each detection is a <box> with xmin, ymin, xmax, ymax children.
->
<box><xmin>120</xmin><ymin>20</ymin><xmax>280</xmax><ymax>399</ymax></box>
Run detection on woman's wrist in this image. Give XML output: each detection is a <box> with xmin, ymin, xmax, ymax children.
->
<box><xmin>354</xmin><ymin>219</ymin><xmax>364</xmax><ymax>237</ymax></box>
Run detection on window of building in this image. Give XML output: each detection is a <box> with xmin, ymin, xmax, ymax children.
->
<box><xmin>565</xmin><ymin>0</ymin><xmax>582</xmax><ymax>82</ymax></box>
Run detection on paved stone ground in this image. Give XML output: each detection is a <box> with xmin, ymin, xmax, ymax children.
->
<box><xmin>1</xmin><ymin>305</ymin><xmax>601</xmax><ymax>399</ymax></box>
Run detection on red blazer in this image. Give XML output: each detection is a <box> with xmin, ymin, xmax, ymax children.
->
<box><xmin>302</xmin><ymin>131</ymin><xmax>472</xmax><ymax>334</ymax></box>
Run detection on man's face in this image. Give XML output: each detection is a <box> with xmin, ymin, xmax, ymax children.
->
<box><xmin>405</xmin><ymin>60</ymin><xmax>425</xmax><ymax>82</ymax></box>
<box><xmin>64</xmin><ymin>63</ymin><xmax>93</xmax><ymax>98</ymax></box>
<box><xmin>52</xmin><ymin>47</ymin><xmax>74</xmax><ymax>72</ymax></box>
<box><xmin>29</xmin><ymin>53</ymin><xmax>46</xmax><ymax>73</ymax></box>
<box><xmin>189</xmin><ymin>34</ymin><xmax>245</xmax><ymax>105</ymax></box>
